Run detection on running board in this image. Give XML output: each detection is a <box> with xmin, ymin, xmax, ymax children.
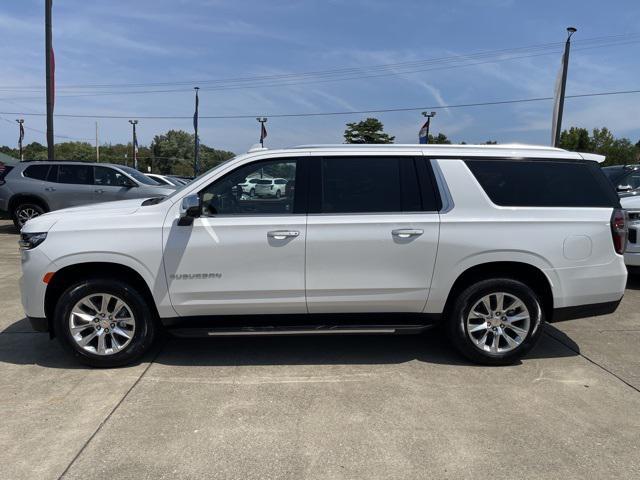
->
<box><xmin>168</xmin><ymin>324</ymin><xmax>431</xmax><ymax>338</ymax></box>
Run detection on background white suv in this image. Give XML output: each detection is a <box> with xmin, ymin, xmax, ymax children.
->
<box><xmin>254</xmin><ymin>178</ymin><xmax>287</xmax><ymax>198</ymax></box>
<box><xmin>19</xmin><ymin>144</ymin><xmax>626</xmax><ymax>367</ymax></box>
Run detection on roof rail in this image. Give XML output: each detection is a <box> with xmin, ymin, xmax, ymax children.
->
<box><xmin>290</xmin><ymin>143</ymin><xmax>566</xmax><ymax>151</ymax></box>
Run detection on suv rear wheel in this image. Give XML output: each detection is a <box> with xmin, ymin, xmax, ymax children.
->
<box><xmin>13</xmin><ymin>202</ymin><xmax>45</xmax><ymax>229</ymax></box>
<box><xmin>447</xmin><ymin>278</ymin><xmax>544</xmax><ymax>365</ymax></box>
<box><xmin>54</xmin><ymin>278</ymin><xmax>157</xmax><ymax>367</ymax></box>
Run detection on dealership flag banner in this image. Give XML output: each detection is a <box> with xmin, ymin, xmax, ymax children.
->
<box><xmin>418</xmin><ymin>120</ymin><xmax>429</xmax><ymax>144</ymax></box>
<box><xmin>260</xmin><ymin>121</ymin><xmax>267</xmax><ymax>143</ymax></box>
<box><xmin>550</xmin><ymin>53</ymin><xmax>565</xmax><ymax>145</ymax></box>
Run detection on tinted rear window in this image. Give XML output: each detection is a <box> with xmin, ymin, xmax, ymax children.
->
<box><xmin>58</xmin><ymin>165</ymin><xmax>93</xmax><ymax>185</ymax></box>
<box><xmin>465</xmin><ymin>159</ymin><xmax>619</xmax><ymax>208</ymax></box>
<box><xmin>23</xmin><ymin>164</ymin><xmax>50</xmax><ymax>180</ymax></box>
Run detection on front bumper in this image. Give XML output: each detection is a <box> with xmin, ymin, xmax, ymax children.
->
<box><xmin>20</xmin><ymin>247</ymin><xmax>56</xmax><ymax>319</ymax></box>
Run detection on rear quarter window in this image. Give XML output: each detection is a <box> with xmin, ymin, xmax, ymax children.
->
<box><xmin>465</xmin><ymin>159</ymin><xmax>619</xmax><ymax>208</ymax></box>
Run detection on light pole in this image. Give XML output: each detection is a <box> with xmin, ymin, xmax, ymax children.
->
<box><xmin>193</xmin><ymin>87</ymin><xmax>200</xmax><ymax>176</ymax></box>
<box><xmin>419</xmin><ymin>111</ymin><xmax>436</xmax><ymax>144</ymax></box>
<box><xmin>552</xmin><ymin>27</ymin><xmax>577</xmax><ymax>147</ymax></box>
<box><xmin>16</xmin><ymin>119</ymin><xmax>25</xmax><ymax>161</ymax></box>
<box><xmin>129</xmin><ymin>120</ymin><xmax>139</xmax><ymax>170</ymax></box>
<box><xmin>45</xmin><ymin>0</ymin><xmax>54</xmax><ymax>160</ymax></box>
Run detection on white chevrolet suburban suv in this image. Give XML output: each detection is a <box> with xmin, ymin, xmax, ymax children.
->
<box><xmin>19</xmin><ymin>144</ymin><xmax>627</xmax><ymax>367</ymax></box>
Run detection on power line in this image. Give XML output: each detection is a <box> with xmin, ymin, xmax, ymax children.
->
<box><xmin>0</xmin><ymin>88</ymin><xmax>638</xmax><ymax>120</ymax></box>
<box><xmin>0</xmin><ymin>115</ymin><xmax>93</xmax><ymax>141</ymax></box>
<box><xmin>1</xmin><ymin>35</ymin><xmax>639</xmax><ymax>102</ymax></box>
<box><xmin>1</xmin><ymin>32</ymin><xmax>637</xmax><ymax>92</ymax></box>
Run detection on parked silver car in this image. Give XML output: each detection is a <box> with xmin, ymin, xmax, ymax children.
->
<box><xmin>0</xmin><ymin>161</ymin><xmax>175</xmax><ymax>229</ymax></box>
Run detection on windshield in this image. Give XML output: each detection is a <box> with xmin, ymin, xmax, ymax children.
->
<box><xmin>117</xmin><ymin>165</ymin><xmax>161</xmax><ymax>185</ymax></box>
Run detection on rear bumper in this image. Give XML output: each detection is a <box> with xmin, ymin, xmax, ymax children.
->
<box><xmin>624</xmin><ymin>251</ymin><xmax>640</xmax><ymax>267</ymax></box>
<box><xmin>551</xmin><ymin>299</ymin><xmax>621</xmax><ymax>322</ymax></box>
<box><xmin>548</xmin><ymin>258</ymin><xmax>627</xmax><ymax>309</ymax></box>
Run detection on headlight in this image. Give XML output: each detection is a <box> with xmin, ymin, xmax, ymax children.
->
<box><xmin>19</xmin><ymin>232</ymin><xmax>48</xmax><ymax>250</ymax></box>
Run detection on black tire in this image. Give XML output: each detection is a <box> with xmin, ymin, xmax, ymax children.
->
<box><xmin>275</xmin><ymin>190</ymin><xmax>281</xmax><ymax>199</ymax></box>
<box><xmin>447</xmin><ymin>278</ymin><xmax>544</xmax><ymax>366</ymax></box>
<box><xmin>12</xmin><ymin>202</ymin><xmax>46</xmax><ymax>230</ymax></box>
<box><xmin>54</xmin><ymin>278</ymin><xmax>157</xmax><ymax>367</ymax></box>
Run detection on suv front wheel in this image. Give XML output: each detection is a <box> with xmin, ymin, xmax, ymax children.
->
<box><xmin>54</xmin><ymin>278</ymin><xmax>157</xmax><ymax>367</ymax></box>
<box><xmin>447</xmin><ymin>278</ymin><xmax>544</xmax><ymax>365</ymax></box>
<box><xmin>13</xmin><ymin>202</ymin><xmax>45</xmax><ymax>229</ymax></box>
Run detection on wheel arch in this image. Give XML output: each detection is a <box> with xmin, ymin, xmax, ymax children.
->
<box><xmin>442</xmin><ymin>261</ymin><xmax>554</xmax><ymax>321</ymax></box>
<box><xmin>8</xmin><ymin>194</ymin><xmax>50</xmax><ymax>215</ymax></box>
<box><xmin>44</xmin><ymin>262</ymin><xmax>160</xmax><ymax>337</ymax></box>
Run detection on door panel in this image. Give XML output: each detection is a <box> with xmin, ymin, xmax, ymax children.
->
<box><xmin>163</xmin><ymin>156</ymin><xmax>306</xmax><ymax>317</ymax></box>
<box><xmin>93</xmin><ymin>166</ymin><xmax>135</xmax><ymax>203</ymax></box>
<box><xmin>163</xmin><ymin>216</ymin><xmax>307</xmax><ymax>316</ymax></box>
<box><xmin>46</xmin><ymin>164</ymin><xmax>95</xmax><ymax>208</ymax></box>
<box><xmin>305</xmin><ymin>213</ymin><xmax>439</xmax><ymax>313</ymax></box>
<box><xmin>304</xmin><ymin>155</ymin><xmax>439</xmax><ymax>313</ymax></box>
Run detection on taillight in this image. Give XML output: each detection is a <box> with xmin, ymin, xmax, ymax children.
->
<box><xmin>611</xmin><ymin>208</ymin><xmax>628</xmax><ymax>255</ymax></box>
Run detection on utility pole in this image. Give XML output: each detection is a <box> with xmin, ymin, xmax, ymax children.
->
<box><xmin>419</xmin><ymin>111</ymin><xmax>436</xmax><ymax>144</ymax></box>
<box><xmin>193</xmin><ymin>87</ymin><xmax>200</xmax><ymax>177</ymax></box>
<box><xmin>95</xmin><ymin>121</ymin><xmax>100</xmax><ymax>162</ymax></box>
<box><xmin>257</xmin><ymin>117</ymin><xmax>268</xmax><ymax>147</ymax></box>
<box><xmin>552</xmin><ymin>27</ymin><xmax>577</xmax><ymax>147</ymax></box>
<box><xmin>129</xmin><ymin>120</ymin><xmax>139</xmax><ymax>169</ymax></box>
<box><xmin>16</xmin><ymin>119</ymin><xmax>25</xmax><ymax>161</ymax></box>
<box><xmin>45</xmin><ymin>0</ymin><xmax>55</xmax><ymax>160</ymax></box>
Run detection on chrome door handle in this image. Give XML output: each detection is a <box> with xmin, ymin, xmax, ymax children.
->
<box><xmin>44</xmin><ymin>187</ymin><xmax>56</xmax><ymax>192</ymax></box>
<box><xmin>267</xmin><ymin>230</ymin><xmax>300</xmax><ymax>240</ymax></box>
<box><xmin>94</xmin><ymin>189</ymin><xmax>105</xmax><ymax>194</ymax></box>
<box><xmin>392</xmin><ymin>228</ymin><xmax>424</xmax><ymax>238</ymax></box>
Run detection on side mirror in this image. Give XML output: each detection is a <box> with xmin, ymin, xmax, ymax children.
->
<box><xmin>617</xmin><ymin>184</ymin><xmax>633</xmax><ymax>192</ymax></box>
<box><xmin>178</xmin><ymin>194</ymin><xmax>201</xmax><ymax>226</ymax></box>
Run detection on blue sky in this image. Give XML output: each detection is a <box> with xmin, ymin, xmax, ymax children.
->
<box><xmin>0</xmin><ymin>0</ymin><xmax>639</xmax><ymax>154</ymax></box>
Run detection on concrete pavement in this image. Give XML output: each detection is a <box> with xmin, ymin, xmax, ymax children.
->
<box><xmin>1</xmin><ymin>219</ymin><xmax>638</xmax><ymax>479</ymax></box>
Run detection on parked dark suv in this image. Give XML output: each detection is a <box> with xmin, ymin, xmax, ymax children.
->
<box><xmin>0</xmin><ymin>161</ymin><xmax>175</xmax><ymax>229</ymax></box>
<box><xmin>602</xmin><ymin>165</ymin><xmax>640</xmax><ymax>197</ymax></box>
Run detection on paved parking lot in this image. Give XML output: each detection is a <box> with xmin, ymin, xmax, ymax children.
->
<box><xmin>1</xmin><ymin>218</ymin><xmax>639</xmax><ymax>479</ymax></box>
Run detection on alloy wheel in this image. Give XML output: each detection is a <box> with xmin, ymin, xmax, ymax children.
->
<box><xmin>68</xmin><ymin>293</ymin><xmax>136</xmax><ymax>356</ymax></box>
<box><xmin>17</xmin><ymin>207</ymin><xmax>41</xmax><ymax>227</ymax></box>
<box><xmin>466</xmin><ymin>292</ymin><xmax>531</xmax><ymax>354</ymax></box>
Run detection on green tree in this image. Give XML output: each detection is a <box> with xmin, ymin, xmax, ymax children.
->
<box><xmin>558</xmin><ymin>127</ymin><xmax>639</xmax><ymax>165</ymax></box>
<box><xmin>428</xmin><ymin>133</ymin><xmax>451</xmax><ymax>144</ymax></box>
<box><xmin>343</xmin><ymin>118</ymin><xmax>395</xmax><ymax>144</ymax></box>
<box><xmin>23</xmin><ymin>142</ymin><xmax>48</xmax><ymax>160</ymax></box>
<box><xmin>558</xmin><ymin>127</ymin><xmax>591</xmax><ymax>152</ymax></box>
<box><xmin>151</xmin><ymin>130</ymin><xmax>234</xmax><ymax>175</ymax></box>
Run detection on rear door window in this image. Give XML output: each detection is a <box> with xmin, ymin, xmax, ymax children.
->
<box><xmin>313</xmin><ymin>156</ymin><xmax>424</xmax><ymax>214</ymax></box>
<box><xmin>57</xmin><ymin>165</ymin><xmax>93</xmax><ymax>185</ymax></box>
<box><xmin>23</xmin><ymin>164</ymin><xmax>50</xmax><ymax>181</ymax></box>
<box><xmin>465</xmin><ymin>159</ymin><xmax>619</xmax><ymax>207</ymax></box>
<box><xmin>46</xmin><ymin>165</ymin><xmax>58</xmax><ymax>182</ymax></box>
